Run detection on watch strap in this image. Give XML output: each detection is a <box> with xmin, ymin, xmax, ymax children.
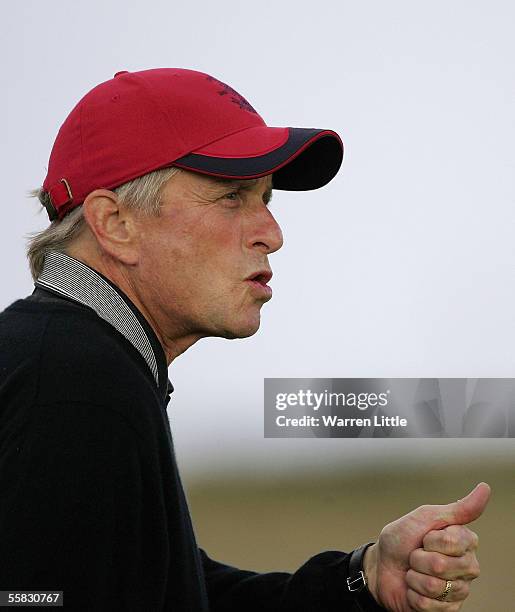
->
<box><xmin>346</xmin><ymin>542</ymin><xmax>385</xmax><ymax>611</ymax></box>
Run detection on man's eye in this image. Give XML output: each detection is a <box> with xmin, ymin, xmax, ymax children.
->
<box><xmin>222</xmin><ymin>191</ymin><xmax>240</xmax><ymax>202</ymax></box>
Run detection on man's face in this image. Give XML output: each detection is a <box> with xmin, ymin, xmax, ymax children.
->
<box><xmin>133</xmin><ymin>169</ymin><xmax>283</xmax><ymax>341</ymax></box>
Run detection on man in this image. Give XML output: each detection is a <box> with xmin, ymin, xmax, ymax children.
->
<box><xmin>0</xmin><ymin>68</ymin><xmax>489</xmax><ymax>611</ymax></box>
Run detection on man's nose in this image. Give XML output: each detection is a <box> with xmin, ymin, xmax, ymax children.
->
<box><xmin>248</xmin><ymin>205</ymin><xmax>284</xmax><ymax>254</ymax></box>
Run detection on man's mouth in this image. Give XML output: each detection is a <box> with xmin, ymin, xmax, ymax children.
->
<box><xmin>245</xmin><ymin>270</ymin><xmax>273</xmax><ymax>297</ymax></box>
<box><xmin>246</xmin><ymin>270</ymin><xmax>273</xmax><ymax>285</ymax></box>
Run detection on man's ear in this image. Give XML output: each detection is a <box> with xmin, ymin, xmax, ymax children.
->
<box><xmin>82</xmin><ymin>189</ymin><xmax>140</xmax><ymax>265</ymax></box>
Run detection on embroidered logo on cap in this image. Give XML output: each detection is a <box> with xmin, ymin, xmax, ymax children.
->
<box><xmin>206</xmin><ymin>75</ymin><xmax>257</xmax><ymax>114</ymax></box>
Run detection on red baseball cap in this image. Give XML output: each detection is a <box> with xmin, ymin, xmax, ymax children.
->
<box><xmin>42</xmin><ymin>68</ymin><xmax>344</xmax><ymax>221</ymax></box>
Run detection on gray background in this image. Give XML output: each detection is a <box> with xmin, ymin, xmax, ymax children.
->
<box><xmin>2</xmin><ymin>0</ymin><xmax>515</xmax><ymax>478</ymax></box>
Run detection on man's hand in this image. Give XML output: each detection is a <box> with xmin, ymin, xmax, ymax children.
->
<box><xmin>362</xmin><ymin>482</ymin><xmax>491</xmax><ymax>612</ymax></box>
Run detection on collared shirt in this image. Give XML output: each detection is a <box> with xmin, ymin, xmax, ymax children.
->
<box><xmin>34</xmin><ymin>250</ymin><xmax>173</xmax><ymax>405</ymax></box>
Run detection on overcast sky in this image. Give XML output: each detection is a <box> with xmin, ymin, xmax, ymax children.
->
<box><xmin>2</xmin><ymin>0</ymin><xmax>514</xmax><ymax>477</ymax></box>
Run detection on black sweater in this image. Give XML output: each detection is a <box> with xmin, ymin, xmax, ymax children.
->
<box><xmin>0</xmin><ymin>286</ymin><xmax>384</xmax><ymax>611</ymax></box>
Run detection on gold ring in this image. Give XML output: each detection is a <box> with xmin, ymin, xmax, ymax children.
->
<box><xmin>436</xmin><ymin>580</ymin><xmax>453</xmax><ymax>601</ymax></box>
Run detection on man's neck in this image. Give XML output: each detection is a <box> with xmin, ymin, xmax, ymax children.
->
<box><xmin>65</xmin><ymin>246</ymin><xmax>204</xmax><ymax>366</ymax></box>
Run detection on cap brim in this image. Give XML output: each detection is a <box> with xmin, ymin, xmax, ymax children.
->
<box><xmin>172</xmin><ymin>127</ymin><xmax>344</xmax><ymax>190</ymax></box>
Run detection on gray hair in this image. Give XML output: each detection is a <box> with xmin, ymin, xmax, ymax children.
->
<box><xmin>26</xmin><ymin>166</ymin><xmax>181</xmax><ymax>281</ymax></box>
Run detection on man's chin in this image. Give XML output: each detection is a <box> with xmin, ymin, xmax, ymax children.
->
<box><xmin>219</xmin><ymin>315</ymin><xmax>261</xmax><ymax>340</ymax></box>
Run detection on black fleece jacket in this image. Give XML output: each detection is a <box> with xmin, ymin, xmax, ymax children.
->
<box><xmin>0</xmin><ymin>287</ymin><xmax>384</xmax><ymax>611</ymax></box>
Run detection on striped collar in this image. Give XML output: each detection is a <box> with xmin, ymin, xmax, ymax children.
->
<box><xmin>35</xmin><ymin>250</ymin><xmax>172</xmax><ymax>403</ymax></box>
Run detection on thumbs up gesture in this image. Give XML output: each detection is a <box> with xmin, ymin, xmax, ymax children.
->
<box><xmin>363</xmin><ymin>483</ymin><xmax>491</xmax><ymax>611</ymax></box>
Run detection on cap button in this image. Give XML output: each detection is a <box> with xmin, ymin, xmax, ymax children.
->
<box><xmin>114</xmin><ymin>70</ymin><xmax>129</xmax><ymax>78</ymax></box>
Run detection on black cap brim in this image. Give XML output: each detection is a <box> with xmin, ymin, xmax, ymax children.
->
<box><xmin>173</xmin><ymin>127</ymin><xmax>344</xmax><ymax>190</ymax></box>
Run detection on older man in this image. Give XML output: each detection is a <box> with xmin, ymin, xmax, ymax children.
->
<box><xmin>0</xmin><ymin>68</ymin><xmax>488</xmax><ymax>611</ymax></box>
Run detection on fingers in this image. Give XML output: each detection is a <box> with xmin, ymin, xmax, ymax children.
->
<box><xmin>409</xmin><ymin>548</ymin><xmax>480</xmax><ymax>581</ymax></box>
<box><xmin>423</xmin><ymin>525</ymin><xmax>479</xmax><ymax>557</ymax></box>
<box><xmin>407</xmin><ymin>587</ymin><xmax>464</xmax><ymax>611</ymax></box>
<box><xmin>406</xmin><ymin>568</ymin><xmax>469</xmax><ymax>603</ymax></box>
<box><xmin>406</xmin><ymin>539</ymin><xmax>480</xmax><ymax>611</ymax></box>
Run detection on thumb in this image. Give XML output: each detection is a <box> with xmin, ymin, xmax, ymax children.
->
<box><xmin>437</xmin><ymin>482</ymin><xmax>491</xmax><ymax>527</ymax></box>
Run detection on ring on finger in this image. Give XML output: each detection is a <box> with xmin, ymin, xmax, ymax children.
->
<box><xmin>436</xmin><ymin>580</ymin><xmax>453</xmax><ymax>601</ymax></box>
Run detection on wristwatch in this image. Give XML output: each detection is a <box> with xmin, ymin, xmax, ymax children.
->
<box><xmin>346</xmin><ymin>543</ymin><xmax>385</xmax><ymax>611</ymax></box>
